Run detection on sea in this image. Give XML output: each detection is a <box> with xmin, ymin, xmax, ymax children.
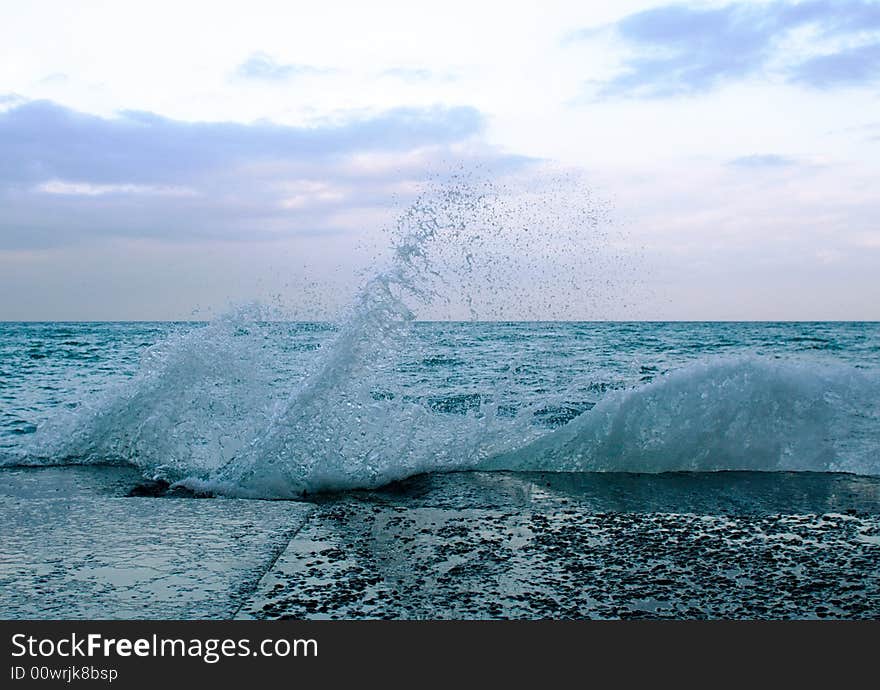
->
<box><xmin>2</xmin><ymin>318</ymin><xmax>878</xmax><ymax>498</ymax></box>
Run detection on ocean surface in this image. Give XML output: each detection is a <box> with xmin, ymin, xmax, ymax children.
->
<box><xmin>2</xmin><ymin>319</ymin><xmax>878</xmax><ymax>498</ymax></box>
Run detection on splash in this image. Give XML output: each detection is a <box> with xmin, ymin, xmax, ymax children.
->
<box><xmin>194</xmin><ymin>177</ymin><xmax>552</xmax><ymax>496</ymax></box>
<box><xmin>23</xmin><ymin>177</ymin><xmax>547</xmax><ymax>495</ymax></box>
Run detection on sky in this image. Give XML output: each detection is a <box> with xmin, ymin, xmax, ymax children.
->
<box><xmin>1</xmin><ymin>0</ymin><xmax>878</xmax><ymax>320</ymax></box>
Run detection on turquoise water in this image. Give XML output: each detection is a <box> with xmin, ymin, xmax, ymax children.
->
<box><xmin>2</xmin><ymin>319</ymin><xmax>878</xmax><ymax>497</ymax></box>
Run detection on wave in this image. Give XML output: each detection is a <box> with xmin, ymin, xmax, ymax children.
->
<box><xmin>487</xmin><ymin>357</ymin><xmax>879</xmax><ymax>476</ymax></box>
<box><xmin>11</xmin><ymin>178</ymin><xmax>880</xmax><ymax>496</ymax></box>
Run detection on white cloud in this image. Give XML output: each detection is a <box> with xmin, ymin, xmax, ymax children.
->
<box><xmin>36</xmin><ymin>180</ymin><xmax>197</xmax><ymax>197</ymax></box>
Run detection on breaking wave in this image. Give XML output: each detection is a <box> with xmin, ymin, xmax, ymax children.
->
<box><xmin>489</xmin><ymin>357</ymin><xmax>879</xmax><ymax>476</ymax></box>
<box><xmin>12</xmin><ymin>177</ymin><xmax>880</xmax><ymax>496</ymax></box>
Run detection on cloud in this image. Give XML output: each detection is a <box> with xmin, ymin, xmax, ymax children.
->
<box><xmin>233</xmin><ymin>52</ymin><xmax>331</xmax><ymax>81</ymax></box>
<box><xmin>603</xmin><ymin>4</ymin><xmax>774</xmax><ymax>97</ymax></box>
<box><xmin>781</xmin><ymin>0</ymin><xmax>880</xmax><ymax>35</ymax></box>
<box><xmin>573</xmin><ymin>1</ymin><xmax>880</xmax><ymax>99</ymax></box>
<box><xmin>0</xmin><ymin>93</ymin><xmax>26</xmax><ymax>108</ymax></box>
<box><xmin>36</xmin><ymin>180</ymin><xmax>197</xmax><ymax>197</ymax></box>
<box><xmin>0</xmin><ymin>99</ymin><xmax>526</xmax><ymax>250</ymax></box>
<box><xmin>789</xmin><ymin>41</ymin><xmax>880</xmax><ymax>88</ymax></box>
<box><xmin>0</xmin><ymin>100</ymin><xmax>486</xmax><ymax>186</ymax></box>
<box><xmin>381</xmin><ymin>67</ymin><xmax>458</xmax><ymax>82</ymax></box>
<box><xmin>38</xmin><ymin>73</ymin><xmax>69</xmax><ymax>85</ymax></box>
<box><xmin>726</xmin><ymin>154</ymin><xmax>798</xmax><ymax>168</ymax></box>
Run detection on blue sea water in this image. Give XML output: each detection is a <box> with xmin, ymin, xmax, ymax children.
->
<box><xmin>2</xmin><ymin>319</ymin><xmax>878</xmax><ymax>497</ymax></box>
